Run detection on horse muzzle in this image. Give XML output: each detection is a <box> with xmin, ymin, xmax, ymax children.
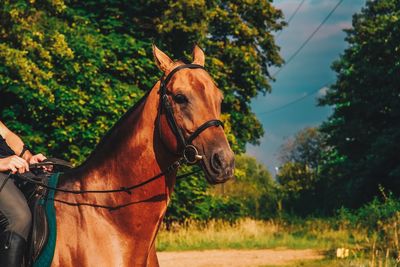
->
<box><xmin>201</xmin><ymin>147</ymin><xmax>235</xmax><ymax>184</ymax></box>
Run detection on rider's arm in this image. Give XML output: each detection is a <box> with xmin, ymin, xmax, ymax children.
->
<box><xmin>0</xmin><ymin>121</ymin><xmax>33</xmax><ymax>162</ymax></box>
<box><xmin>0</xmin><ymin>121</ymin><xmax>47</xmax><ymax>173</ymax></box>
<box><xmin>0</xmin><ymin>121</ymin><xmax>30</xmax><ymax>173</ymax></box>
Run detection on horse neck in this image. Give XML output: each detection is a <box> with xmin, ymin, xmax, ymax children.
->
<box><xmin>54</xmin><ymin>84</ymin><xmax>180</xmax><ymax>265</ymax></box>
<box><xmin>62</xmin><ymin>82</ymin><xmax>177</xmax><ymax>195</ymax></box>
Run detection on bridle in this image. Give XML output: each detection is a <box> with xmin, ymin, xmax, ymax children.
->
<box><xmin>157</xmin><ymin>64</ymin><xmax>223</xmax><ymax>164</ymax></box>
<box><xmin>5</xmin><ymin>64</ymin><xmax>225</xmax><ymax>210</ymax></box>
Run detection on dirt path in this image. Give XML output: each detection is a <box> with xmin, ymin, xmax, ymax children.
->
<box><xmin>157</xmin><ymin>249</ymin><xmax>324</xmax><ymax>267</ymax></box>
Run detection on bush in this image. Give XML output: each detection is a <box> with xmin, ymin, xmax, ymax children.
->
<box><xmin>337</xmin><ymin>191</ymin><xmax>400</xmax><ymax>258</ymax></box>
<box><xmin>164</xmin><ymin>168</ymin><xmax>245</xmax><ymax>226</ymax></box>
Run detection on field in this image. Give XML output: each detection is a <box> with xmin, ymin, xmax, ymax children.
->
<box><xmin>156</xmin><ymin>218</ymin><xmax>399</xmax><ymax>266</ymax></box>
<box><xmin>157</xmin><ymin>218</ymin><xmax>365</xmax><ymax>251</ymax></box>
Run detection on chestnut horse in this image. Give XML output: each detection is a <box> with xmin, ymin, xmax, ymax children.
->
<box><xmin>51</xmin><ymin>45</ymin><xmax>235</xmax><ymax>267</ymax></box>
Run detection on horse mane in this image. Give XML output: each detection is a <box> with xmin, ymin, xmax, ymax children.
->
<box><xmin>63</xmin><ymin>86</ymin><xmax>155</xmax><ymax>175</ymax></box>
<box><xmin>62</xmin><ymin>61</ymin><xmax>186</xmax><ymax>176</ymax></box>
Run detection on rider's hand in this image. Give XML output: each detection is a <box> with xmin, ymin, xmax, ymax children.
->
<box><xmin>29</xmin><ymin>153</ymin><xmax>52</xmax><ymax>172</ymax></box>
<box><xmin>29</xmin><ymin>153</ymin><xmax>46</xmax><ymax>164</ymax></box>
<box><xmin>0</xmin><ymin>155</ymin><xmax>30</xmax><ymax>173</ymax></box>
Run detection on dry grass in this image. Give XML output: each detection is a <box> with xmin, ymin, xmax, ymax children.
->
<box><xmin>156</xmin><ymin>218</ymin><xmax>364</xmax><ymax>252</ymax></box>
<box><xmin>157</xmin><ymin>217</ymin><xmax>400</xmax><ymax>265</ymax></box>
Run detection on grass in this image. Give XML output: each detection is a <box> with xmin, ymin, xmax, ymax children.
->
<box><xmin>156</xmin><ymin>218</ymin><xmax>366</xmax><ymax>252</ymax></box>
<box><xmin>262</xmin><ymin>257</ymin><xmax>398</xmax><ymax>267</ymax></box>
<box><xmin>157</xmin><ymin>217</ymin><xmax>400</xmax><ymax>265</ymax></box>
<box><xmin>157</xmin><ymin>196</ymin><xmax>400</xmax><ymax>265</ymax></box>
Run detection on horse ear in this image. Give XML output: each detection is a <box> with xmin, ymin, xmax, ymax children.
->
<box><xmin>192</xmin><ymin>44</ymin><xmax>205</xmax><ymax>66</ymax></box>
<box><xmin>153</xmin><ymin>44</ymin><xmax>174</xmax><ymax>72</ymax></box>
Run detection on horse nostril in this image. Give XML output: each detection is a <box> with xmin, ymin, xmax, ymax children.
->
<box><xmin>211</xmin><ymin>151</ymin><xmax>224</xmax><ymax>172</ymax></box>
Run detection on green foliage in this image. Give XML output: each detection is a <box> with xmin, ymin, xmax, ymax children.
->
<box><xmin>276</xmin><ymin>127</ymin><xmax>326</xmax><ymax>215</ymax></box>
<box><xmin>166</xmin><ymin>154</ymin><xmax>277</xmax><ymax>223</ymax></box>
<box><xmin>337</xmin><ymin>191</ymin><xmax>400</xmax><ymax>258</ymax></box>
<box><xmin>276</xmin><ymin>162</ymin><xmax>319</xmax><ymax>215</ymax></box>
<box><xmin>338</xmin><ymin>190</ymin><xmax>400</xmax><ymax>231</ymax></box>
<box><xmin>165</xmin><ymin>166</ymin><xmax>245</xmax><ymax>225</ymax></box>
<box><xmin>1</xmin><ymin>1</ymin><xmax>285</xmax><ymax>225</ymax></box>
<box><xmin>207</xmin><ymin>196</ymin><xmax>244</xmax><ymax>222</ymax></box>
<box><xmin>0</xmin><ymin>0</ymin><xmax>157</xmax><ymax>163</ymax></box>
<box><xmin>210</xmin><ymin>154</ymin><xmax>280</xmax><ymax>219</ymax></box>
<box><xmin>279</xmin><ymin>127</ymin><xmax>326</xmax><ymax>170</ymax></box>
<box><xmin>0</xmin><ymin>0</ymin><xmax>284</xmax><ymax>162</ymax></box>
<box><xmin>277</xmin><ymin>162</ymin><xmax>316</xmax><ymax>193</ymax></box>
<box><xmin>165</xmin><ymin>169</ymin><xmax>209</xmax><ymax>224</ymax></box>
<box><xmin>318</xmin><ymin>0</ymin><xmax>400</xmax><ymax>208</ymax></box>
<box><xmin>73</xmin><ymin>0</ymin><xmax>286</xmax><ymax>151</ymax></box>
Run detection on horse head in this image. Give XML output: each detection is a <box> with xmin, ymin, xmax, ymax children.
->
<box><xmin>153</xmin><ymin>45</ymin><xmax>235</xmax><ymax>184</ymax></box>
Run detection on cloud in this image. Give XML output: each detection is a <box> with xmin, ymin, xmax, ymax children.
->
<box><xmin>318</xmin><ymin>86</ymin><xmax>329</xmax><ymax>97</ymax></box>
<box><xmin>275</xmin><ymin>0</ymin><xmax>362</xmax><ymax>43</ymax></box>
<box><xmin>248</xmin><ymin>0</ymin><xmax>365</xmax><ymax>174</ymax></box>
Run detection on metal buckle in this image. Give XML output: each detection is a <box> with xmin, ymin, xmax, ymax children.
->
<box><xmin>183</xmin><ymin>145</ymin><xmax>203</xmax><ymax>164</ymax></box>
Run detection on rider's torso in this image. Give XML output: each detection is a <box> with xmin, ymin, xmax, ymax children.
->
<box><xmin>0</xmin><ymin>135</ymin><xmax>15</xmax><ymax>158</ymax></box>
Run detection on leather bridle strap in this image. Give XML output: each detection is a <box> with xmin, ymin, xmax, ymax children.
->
<box><xmin>186</xmin><ymin>120</ymin><xmax>223</xmax><ymax>144</ymax></box>
<box><xmin>158</xmin><ymin>64</ymin><xmax>224</xmax><ymax>163</ymax></box>
<box><xmin>159</xmin><ymin>64</ymin><xmax>206</xmax><ymax>95</ymax></box>
<box><xmin>160</xmin><ymin>94</ymin><xmax>187</xmax><ymax>148</ymax></box>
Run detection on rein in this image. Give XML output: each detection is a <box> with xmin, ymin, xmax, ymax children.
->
<box><xmin>16</xmin><ymin>158</ymin><xmax>199</xmax><ymax>195</ymax></box>
<box><xmin>7</xmin><ymin>64</ymin><xmax>222</xmax><ymax>209</ymax></box>
<box><xmin>7</xmin><ymin>161</ymin><xmax>201</xmax><ymax>212</ymax></box>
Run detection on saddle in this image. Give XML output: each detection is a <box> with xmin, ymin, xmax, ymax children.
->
<box><xmin>0</xmin><ymin>158</ymin><xmax>72</xmax><ymax>267</ymax></box>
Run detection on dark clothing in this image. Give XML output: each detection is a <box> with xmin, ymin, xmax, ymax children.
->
<box><xmin>0</xmin><ymin>137</ymin><xmax>15</xmax><ymax>158</ymax></box>
<box><xmin>0</xmin><ymin>173</ymin><xmax>32</xmax><ymax>240</ymax></box>
<box><xmin>0</xmin><ymin>135</ymin><xmax>31</xmax><ymax>240</ymax></box>
<box><xmin>0</xmin><ymin>128</ymin><xmax>31</xmax><ymax>266</ymax></box>
<box><xmin>0</xmin><ymin>230</ymin><xmax>26</xmax><ymax>267</ymax></box>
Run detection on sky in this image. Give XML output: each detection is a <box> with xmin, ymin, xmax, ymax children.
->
<box><xmin>246</xmin><ymin>0</ymin><xmax>366</xmax><ymax>175</ymax></box>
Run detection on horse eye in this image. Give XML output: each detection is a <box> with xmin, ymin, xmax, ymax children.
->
<box><xmin>173</xmin><ymin>94</ymin><xmax>188</xmax><ymax>104</ymax></box>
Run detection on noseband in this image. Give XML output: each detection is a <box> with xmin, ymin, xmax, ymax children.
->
<box><xmin>158</xmin><ymin>64</ymin><xmax>223</xmax><ymax>164</ymax></box>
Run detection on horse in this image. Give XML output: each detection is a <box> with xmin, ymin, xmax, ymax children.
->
<box><xmin>51</xmin><ymin>45</ymin><xmax>235</xmax><ymax>266</ymax></box>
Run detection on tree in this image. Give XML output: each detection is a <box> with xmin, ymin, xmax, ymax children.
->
<box><xmin>1</xmin><ymin>0</ymin><xmax>285</xmax><ymax>161</ymax></box>
<box><xmin>276</xmin><ymin>127</ymin><xmax>327</xmax><ymax>215</ymax></box>
<box><xmin>165</xmin><ymin>164</ymin><xmax>245</xmax><ymax>225</ymax></box>
<box><xmin>209</xmin><ymin>154</ymin><xmax>279</xmax><ymax>218</ymax></box>
<box><xmin>279</xmin><ymin>127</ymin><xmax>325</xmax><ymax>170</ymax></box>
<box><xmin>134</xmin><ymin>0</ymin><xmax>285</xmax><ymax>151</ymax></box>
<box><xmin>319</xmin><ymin>0</ymin><xmax>400</xmax><ymax>208</ymax></box>
<box><xmin>0</xmin><ymin>1</ymin><xmax>285</xmax><ymax>223</ymax></box>
<box><xmin>165</xmin><ymin>155</ymin><xmax>279</xmax><ymax>223</ymax></box>
<box><xmin>0</xmin><ymin>0</ymin><xmax>157</xmax><ymax>163</ymax></box>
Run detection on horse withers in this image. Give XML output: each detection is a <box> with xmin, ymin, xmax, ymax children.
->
<box><xmin>51</xmin><ymin>45</ymin><xmax>234</xmax><ymax>267</ymax></box>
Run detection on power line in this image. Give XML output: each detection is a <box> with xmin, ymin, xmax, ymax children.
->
<box><xmin>272</xmin><ymin>0</ymin><xmax>344</xmax><ymax>78</ymax></box>
<box><xmin>275</xmin><ymin>0</ymin><xmax>306</xmax><ymax>39</ymax></box>
<box><xmin>256</xmin><ymin>82</ymin><xmax>330</xmax><ymax>116</ymax></box>
<box><xmin>257</xmin><ymin>1</ymin><xmax>344</xmax><ymax>116</ymax></box>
